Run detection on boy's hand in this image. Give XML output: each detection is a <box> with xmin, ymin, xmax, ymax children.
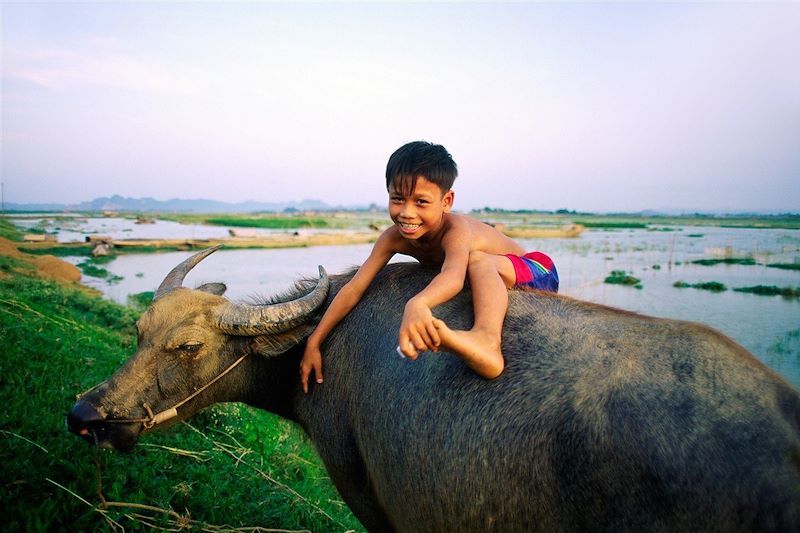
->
<box><xmin>300</xmin><ymin>343</ymin><xmax>323</xmax><ymax>394</ymax></box>
<box><xmin>398</xmin><ymin>298</ymin><xmax>441</xmax><ymax>359</ymax></box>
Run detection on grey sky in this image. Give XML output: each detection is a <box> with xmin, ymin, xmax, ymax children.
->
<box><xmin>2</xmin><ymin>2</ymin><xmax>799</xmax><ymax>212</ymax></box>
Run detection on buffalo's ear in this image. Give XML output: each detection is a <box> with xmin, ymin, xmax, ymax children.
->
<box><xmin>252</xmin><ymin>323</ymin><xmax>315</xmax><ymax>357</ymax></box>
<box><xmin>196</xmin><ymin>282</ymin><xmax>227</xmax><ymax>296</ymax></box>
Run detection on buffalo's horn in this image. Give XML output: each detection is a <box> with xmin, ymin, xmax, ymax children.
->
<box><xmin>154</xmin><ymin>245</ymin><xmax>222</xmax><ymax>301</ymax></box>
<box><xmin>215</xmin><ymin>266</ymin><xmax>329</xmax><ymax>336</ymax></box>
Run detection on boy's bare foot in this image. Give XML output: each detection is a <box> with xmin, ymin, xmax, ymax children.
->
<box><xmin>432</xmin><ymin>318</ymin><xmax>504</xmax><ymax>379</ymax></box>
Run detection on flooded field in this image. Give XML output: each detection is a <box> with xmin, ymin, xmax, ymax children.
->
<box><xmin>10</xmin><ymin>216</ymin><xmax>799</xmax><ymax>387</ymax></box>
<box><xmin>10</xmin><ymin>215</ymin><xmax>265</xmax><ymax>241</ymax></box>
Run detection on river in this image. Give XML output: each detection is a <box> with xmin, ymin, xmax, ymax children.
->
<box><xmin>11</xmin><ymin>216</ymin><xmax>800</xmax><ymax>387</ymax></box>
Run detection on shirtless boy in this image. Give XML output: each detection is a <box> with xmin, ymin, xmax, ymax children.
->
<box><xmin>300</xmin><ymin>141</ymin><xmax>558</xmax><ymax>392</ymax></box>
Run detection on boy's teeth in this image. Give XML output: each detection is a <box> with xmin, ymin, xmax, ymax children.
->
<box><xmin>400</xmin><ymin>223</ymin><xmax>420</xmax><ymax>230</ymax></box>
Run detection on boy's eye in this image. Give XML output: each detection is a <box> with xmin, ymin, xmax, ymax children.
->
<box><xmin>390</xmin><ymin>197</ymin><xmax>403</xmax><ymax>204</ymax></box>
<box><xmin>416</xmin><ymin>199</ymin><xmax>429</xmax><ymax>206</ymax></box>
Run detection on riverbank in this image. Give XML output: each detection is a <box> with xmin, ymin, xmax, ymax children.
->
<box><xmin>0</xmin><ymin>219</ymin><xmax>361</xmax><ymax>531</ymax></box>
<box><xmin>8</xmin><ymin>211</ymin><xmax>798</xmax><ymax>258</ymax></box>
<box><xmin>151</xmin><ymin>210</ymin><xmax>800</xmax><ymax>230</ymax></box>
<box><xmin>18</xmin><ymin>231</ymin><xmax>380</xmax><ymax>255</ymax></box>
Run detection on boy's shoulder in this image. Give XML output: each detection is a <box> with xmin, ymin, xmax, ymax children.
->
<box><xmin>438</xmin><ymin>213</ymin><xmax>481</xmax><ymax>246</ymax></box>
<box><xmin>374</xmin><ymin>224</ymin><xmax>416</xmax><ymax>253</ymax></box>
<box><xmin>444</xmin><ymin>212</ymin><xmax>486</xmax><ymax>234</ymax></box>
<box><xmin>444</xmin><ymin>213</ymin><xmax>525</xmax><ymax>255</ymax></box>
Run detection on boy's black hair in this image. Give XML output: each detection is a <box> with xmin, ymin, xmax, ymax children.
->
<box><xmin>385</xmin><ymin>141</ymin><xmax>457</xmax><ymax>196</ymax></box>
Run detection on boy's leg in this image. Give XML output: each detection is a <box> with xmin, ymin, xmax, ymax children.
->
<box><xmin>433</xmin><ymin>251</ymin><xmax>515</xmax><ymax>379</ymax></box>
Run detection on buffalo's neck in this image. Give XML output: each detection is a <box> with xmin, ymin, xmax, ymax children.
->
<box><xmin>234</xmin><ymin>274</ymin><xmax>356</xmax><ymax>422</ymax></box>
<box><xmin>238</xmin><ymin>345</ymin><xmax>303</xmax><ymax>421</ymax></box>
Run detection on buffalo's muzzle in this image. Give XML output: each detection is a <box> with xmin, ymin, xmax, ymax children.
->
<box><xmin>67</xmin><ymin>400</ymin><xmax>139</xmax><ymax>451</ymax></box>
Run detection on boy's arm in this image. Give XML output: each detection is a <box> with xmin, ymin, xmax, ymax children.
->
<box><xmin>300</xmin><ymin>230</ymin><xmax>398</xmax><ymax>393</ymax></box>
<box><xmin>399</xmin><ymin>225</ymin><xmax>471</xmax><ymax>358</ymax></box>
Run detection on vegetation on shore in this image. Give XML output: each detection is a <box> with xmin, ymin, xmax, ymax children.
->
<box><xmin>674</xmin><ymin>280</ymin><xmax>799</xmax><ymax>298</ymax></box>
<box><xmin>0</xmin><ymin>217</ymin><xmax>22</xmax><ymax>241</ymax></box>
<box><xmin>604</xmin><ymin>270</ymin><xmax>642</xmax><ymax>289</ymax></box>
<box><xmin>206</xmin><ymin>215</ymin><xmax>330</xmax><ymax>229</ymax></box>
<box><xmin>0</xmin><ymin>227</ymin><xmax>362</xmax><ymax>531</ymax></box>
<box><xmin>768</xmin><ymin>263</ymin><xmax>800</xmax><ymax>271</ymax></box>
<box><xmin>733</xmin><ymin>285</ymin><xmax>800</xmax><ymax>298</ymax></box>
<box><xmin>470</xmin><ymin>209</ymin><xmax>800</xmax><ymax>230</ymax></box>
<box><xmin>673</xmin><ymin>281</ymin><xmax>727</xmax><ymax>292</ymax></box>
<box><xmin>9</xmin><ymin>209</ymin><xmax>800</xmax><ymax>233</ymax></box>
<box><xmin>158</xmin><ymin>211</ymin><xmax>383</xmax><ymax>231</ymax></box>
<box><xmin>76</xmin><ymin>256</ymin><xmax>123</xmax><ymax>282</ymax></box>
<box><xmin>688</xmin><ymin>258</ymin><xmax>800</xmax><ymax>271</ymax></box>
<box><xmin>691</xmin><ymin>258</ymin><xmax>757</xmax><ymax>267</ymax></box>
<box><xmin>582</xmin><ymin>221</ymin><xmax>648</xmax><ymax>229</ymax></box>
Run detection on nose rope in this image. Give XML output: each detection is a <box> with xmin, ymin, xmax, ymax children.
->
<box><xmin>75</xmin><ymin>380</ymin><xmax>106</xmax><ymax>401</ymax></box>
<box><xmin>100</xmin><ymin>353</ymin><xmax>250</xmax><ymax>430</ymax></box>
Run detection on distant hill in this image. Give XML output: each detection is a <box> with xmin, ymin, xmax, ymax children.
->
<box><xmin>4</xmin><ymin>196</ymin><xmax>796</xmax><ymax>216</ymax></box>
<box><xmin>4</xmin><ymin>195</ymin><xmax>333</xmax><ymax>213</ymax></box>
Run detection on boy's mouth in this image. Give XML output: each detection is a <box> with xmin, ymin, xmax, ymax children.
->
<box><xmin>398</xmin><ymin>222</ymin><xmax>421</xmax><ymax>234</ymax></box>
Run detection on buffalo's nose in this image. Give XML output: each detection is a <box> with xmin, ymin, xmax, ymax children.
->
<box><xmin>67</xmin><ymin>400</ymin><xmax>105</xmax><ymax>437</ymax></box>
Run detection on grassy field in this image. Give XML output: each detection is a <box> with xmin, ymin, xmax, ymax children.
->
<box><xmin>158</xmin><ymin>211</ymin><xmax>387</xmax><ymax>231</ymax></box>
<box><xmin>133</xmin><ymin>210</ymin><xmax>800</xmax><ymax>231</ymax></box>
<box><xmin>0</xmin><ymin>228</ymin><xmax>362</xmax><ymax>531</ymax></box>
<box><xmin>206</xmin><ymin>215</ymin><xmax>331</xmax><ymax>229</ymax></box>
<box><xmin>470</xmin><ymin>210</ymin><xmax>800</xmax><ymax>230</ymax></box>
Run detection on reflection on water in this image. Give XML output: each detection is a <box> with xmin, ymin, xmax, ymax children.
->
<box><xmin>62</xmin><ymin>225</ymin><xmax>800</xmax><ymax>388</ymax></box>
<box><xmin>8</xmin><ymin>216</ymin><xmax>287</xmax><ymax>242</ymax></box>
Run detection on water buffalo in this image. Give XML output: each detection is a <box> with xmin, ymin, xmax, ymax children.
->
<box><xmin>68</xmin><ymin>247</ymin><xmax>800</xmax><ymax>532</ymax></box>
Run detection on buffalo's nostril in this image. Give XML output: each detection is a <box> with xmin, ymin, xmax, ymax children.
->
<box><xmin>67</xmin><ymin>400</ymin><xmax>105</xmax><ymax>435</ymax></box>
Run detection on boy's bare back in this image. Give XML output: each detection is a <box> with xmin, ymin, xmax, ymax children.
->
<box><xmin>381</xmin><ymin>212</ymin><xmax>525</xmax><ymax>267</ymax></box>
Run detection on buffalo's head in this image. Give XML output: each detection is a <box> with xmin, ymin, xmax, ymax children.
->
<box><xmin>67</xmin><ymin>246</ymin><xmax>328</xmax><ymax>451</ymax></box>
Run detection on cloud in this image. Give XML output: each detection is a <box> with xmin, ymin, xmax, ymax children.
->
<box><xmin>4</xmin><ymin>44</ymin><xmax>190</xmax><ymax>95</ymax></box>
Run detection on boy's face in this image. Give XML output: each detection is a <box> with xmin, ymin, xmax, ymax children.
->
<box><xmin>388</xmin><ymin>175</ymin><xmax>454</xmax><ymax>241</ymax></box>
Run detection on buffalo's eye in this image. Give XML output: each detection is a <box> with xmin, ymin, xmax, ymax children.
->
<box><xmin>177</xmin><ymin>342</ymin><xmax>203</xmax><ymax>356</ymax></box>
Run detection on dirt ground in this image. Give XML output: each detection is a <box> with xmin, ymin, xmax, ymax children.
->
<box><xmin>0</xmin><ymin>237</ymin><xmax>81</xmax><ymax>283</ymax></box>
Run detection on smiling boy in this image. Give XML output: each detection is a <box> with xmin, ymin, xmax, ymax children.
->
<box><xmin>300</xmin><ymin>141</ymin><xmax>558</xmax><ymax>392</ymax></box>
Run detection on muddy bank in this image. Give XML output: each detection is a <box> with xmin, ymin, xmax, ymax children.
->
<box><xmin>17</xmin><ymin>231</ymin><xmax>379</xmax><ymax>255</ymax></box>
<box><xmin>0</xmin><ymin>237</ymin><xmax>81</xmax><ymax>283</ymax></box>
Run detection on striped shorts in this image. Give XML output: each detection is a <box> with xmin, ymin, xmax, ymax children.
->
<box><xmin>505</xmin><ymin>251</ymin><xmax>559</xmax><ymax>292</ymax></box>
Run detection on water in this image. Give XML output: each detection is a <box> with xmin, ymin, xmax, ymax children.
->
<box><xmin>46</xmin><ymin>224</ymin><xmax>800</xmax><ymax>388</ymax></box>
<box><xmin>7</xmin><ymin>215</ymin><xmax>295</xmax><ymax>242</ymax></box>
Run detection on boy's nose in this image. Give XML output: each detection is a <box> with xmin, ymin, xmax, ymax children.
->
<box><xmin>399</xmin><ymin>202</ymin><xmax>415</xmax><ymax>218</ymax></box>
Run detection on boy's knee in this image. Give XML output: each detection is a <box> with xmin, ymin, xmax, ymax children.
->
<box><xmin>468</xmin><ymin>250</ymin><xmax>516</xmax><ymax>287</ymax></box>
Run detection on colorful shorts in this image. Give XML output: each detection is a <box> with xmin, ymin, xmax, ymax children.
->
<box><xmin>505</xmin><ymin>251</ymin><xmax>559</xmax><ymax>292</ymax></box>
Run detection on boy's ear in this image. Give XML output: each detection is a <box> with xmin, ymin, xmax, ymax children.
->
<box><xmin>442</xmin><ymin>190</ymin><xmax>455</xmax><ymax>212</ymax></box>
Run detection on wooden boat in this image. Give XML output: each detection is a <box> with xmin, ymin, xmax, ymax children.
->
<box><xmin>22</xmin><ymin>233</ymin><xmax>57</xmax><ymax>243</ymax></box>
<box><xmin>501</xmin><ymin>224</ymin><xmax>585</xmax><ymax>239</ymax></box>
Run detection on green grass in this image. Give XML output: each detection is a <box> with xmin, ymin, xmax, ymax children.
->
<box><xmin>206</xmin><ymin>216</ymin><xmax>329</xmax><ymax>229</ymax></box>
<box><xmin>768</xmin><ymin>263</ymin><xmax>800</xmax><ymax>271</ymax></box>
<box><xmin>21</xmin><ymin>245</ymin><xmax>95</xmax><ymax>257</ymax></box>
<box><xmin>768</xmin><ymin>329</ymin><xmax>800</xmax><ymax>356</ymax></box>
<box><xmin>22</xmin><ymin>244</ymin><xmax>219</xmax><ymax>257</ymax></box>
<box><xmin>690</xmin><ymin>258</ymin><xmax>756</xmax><ymax>267</ymax></box>
<box><xmin>471</xmin><ymin>210</ymin><xmax>800</xmax><ymax>230</ymax></box>
<box><xmin>0</xmin><ymin>266</ymin><xmax>361</xmax><ymax>531</ymax></box>
<box><xmin>733</xmin><ymin>285</ymin><xmax>799</xmax><ymax>298</ymax></box>
<box><xmin>673</xmin><ymin>281</ymin><xmax>727</xmax><ymax>292</ymax></box>
<box><xmin>604</xmin><ymin>270</ymin><xmax>642</xmax><ymax>288</ymax></box>
<box><xmin>0</xmin><ymin>217</ymin><xmax>24</xmax><ymax>241</ymax></box>
<box><xmin>582</xmin><ymin>221</ymin><xmax>648</xmax><ymax>229</ymax></box>
<box><xmin>127</xmin><ymin>290</ymin><xmax>154</xmax><ymax>311</ymax></box>
<box><xmin>76</xmin><ymin>257</ymin><xmax>124</xmax><ymax>283</ymax></box>
<box><xmin>0</xmin><ymin>254</ymin><xmax>37</xmax><ymax>276</ymax></box>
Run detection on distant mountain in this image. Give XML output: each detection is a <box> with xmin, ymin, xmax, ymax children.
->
<box><xmin>4</xmin><ymin>195</ymin><xmax>333</xmax><ymax>213</ymax></box>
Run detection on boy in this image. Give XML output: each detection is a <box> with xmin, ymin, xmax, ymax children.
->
<box><xmin>300</xmin><ymin>141</ymin><xmax>558</xmax><ymax>392</ymax></box>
